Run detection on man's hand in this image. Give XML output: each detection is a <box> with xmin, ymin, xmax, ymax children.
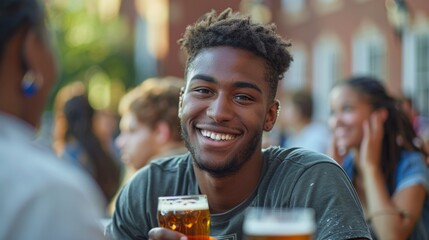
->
<box><xmin>148</xmin><ymin>227</ymin><xmax>187</xmax><ymax>240</ymax></box>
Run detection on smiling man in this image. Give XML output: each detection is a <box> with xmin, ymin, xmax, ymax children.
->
<box><xmin>106</xmin><ymin>8</ymin><xmax>371</xmax><ymax>240</ymax></box>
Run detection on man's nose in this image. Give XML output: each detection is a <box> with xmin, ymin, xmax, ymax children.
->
<box><xmin>206</xmin><ymin>95</ymin><xmax>234</xmax><ymax>123</ymax></box>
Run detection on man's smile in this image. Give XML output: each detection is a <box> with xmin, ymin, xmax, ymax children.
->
<box><xmin>200</xmin><ymin>129</ymin><xmax>237</xmax><ymax>141</ymax></box>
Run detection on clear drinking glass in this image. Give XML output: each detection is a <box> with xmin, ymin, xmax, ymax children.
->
<box><xmin>157</xmin><ymin>195</ymin><xmax>211</xmax><ymax>240</ymax></box>
<box><xmin>243</xmin><ymin>207</ymin><xmax>315</xmax><ymax>240</ymax></box>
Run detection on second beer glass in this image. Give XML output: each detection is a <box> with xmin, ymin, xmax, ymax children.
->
<box><xmin>157</xmin><ymin>195</ymin><xmax>210</xmax><ymax>240</ymax></box>
<box><xmin>243</xmin><ymin>207</ymin><xmax>315</xmax><ymax>240</ymax></box>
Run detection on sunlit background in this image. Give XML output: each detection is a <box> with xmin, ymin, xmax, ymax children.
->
<box><xmin>43</xmin><ymin>0</ymin><xmax>429</xmax><ymax>126</ymax></box>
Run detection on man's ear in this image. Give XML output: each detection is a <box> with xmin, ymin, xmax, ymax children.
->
<box><xmin>178</xmin><ymin>87</ymin><xmax>184</xmax><ymax>119</ymax></box>
<box><xmin>263</xmin><ymin>100</ymin><xmax>280</xmax><ymax>132</ymax></box>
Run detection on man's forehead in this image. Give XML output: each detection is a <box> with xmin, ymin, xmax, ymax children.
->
<box><xmin>186</xmin><ymin>47</ymin><xmax>267</xmax><ymax>79</ymax></box>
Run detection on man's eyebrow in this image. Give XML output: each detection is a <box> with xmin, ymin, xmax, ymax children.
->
<box><xmin>190</xmin><ymin>74</ymin><xmax>262</xmax><ymax>93</ymax></box>
<box><xmin>234</xmin><ymin>81</ymin><xmax>262</xmax><ymax>94</ymax></box>
<box><xmin>190</xmin><ymin>74</ymin><xmax>216</xmax><ymax>83</ymax></box>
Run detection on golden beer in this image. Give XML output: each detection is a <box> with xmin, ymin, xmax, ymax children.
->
<box><xmin>158</xmin><ymin>195</ymin><xmax>210</xmax><ymax>240</ymax></box>
<box><xmin>243</xmin><ymin>208</ymin><xmax>315</xmax><ymax>240</ymax></box>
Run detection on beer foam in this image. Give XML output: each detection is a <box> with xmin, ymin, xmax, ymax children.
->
<box><xmin>243</xmin><ymin>218</ymin><xmax>315</xmax><ymax>236</ymax></box>
<box><xmin>158</xmin><ymin>198</ymin><xmax>209</xmax><ymax>211</ymax></box>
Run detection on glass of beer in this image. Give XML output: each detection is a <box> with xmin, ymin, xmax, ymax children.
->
<box><xmin>243</xmin><ymin>207</ymin><xmax>315</xmax><ymax>240</ymax></box>
<box><xmin>157</xmin><ymin>195</ymin><xmax>211</xmax><ymax>240</ymax></box>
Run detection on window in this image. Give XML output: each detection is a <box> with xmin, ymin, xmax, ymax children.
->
<box><xmin>314</xmin><ymin>0</ymin><xmax>343</xmax><ymax>15</ymax></box>
<box><xmin>282</xmin><ymin>0</ymin><xmax>305</xmax><ymax>14</ymax></box>
<box><xmin>415</xmin><ymin>34</ymin><xmax>429</xmax><ymax>116</ymax></box>
<box><xmin>352</xmin><ymin>27</ymin><xmax>386</xmax><ymax>81</ymax></box>
<box><xmin>403</xmin><ymin>29</ymin><xmax>429</xmax><ymax>116</ymax></box>
<box><xmin>312</xmin><ymin>36</ymin><xmax>343</xmax><ymax>122</ymax></box>
<box><xmin>318</xmin><ymin>0</ymin><xmax>336</xmax><ymax>4</ymax></box>
<box><xmin>134</xmin><ymin>17</ymin><xmax>158</xmax><ymax>81</ymax></box>
<box><xmin>282</xmin><ymin>46</ymin><xmax>307</xmax><ymax>91</ymax></box>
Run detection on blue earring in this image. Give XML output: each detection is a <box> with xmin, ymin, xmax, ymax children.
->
<box><xmin>21</xmin><ymin>71</ymin><xmax>40</xmax><ymax>97</ymax></box>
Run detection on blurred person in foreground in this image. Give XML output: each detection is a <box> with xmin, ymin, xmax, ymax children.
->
<box><xmin>107</xmin><ymin>8</ymin><xmax>371</xmax><ymax>240</ymax></box>
<box><xmin>329</xmin><ymin>75</ymin><xmax>429</xmax><ymax>239</ymax></box>
<box><xmin>115</xmin><ymin>76</ymin><xmax>187</xmax><ymax>174</ymax></box>
<box><xmin>0</xmin><ymin>0</ymin><xmax>106</xmax><ymax>239</ymax></box>
<box><xmin>279</xmin><ymin>89</ymin><xmax>331</xmax><ymax>154</ymax></box>
<box><xmin>52</xmin><ymin>86</ymin><xmax>122</xmax><ymax>210</ymax></box>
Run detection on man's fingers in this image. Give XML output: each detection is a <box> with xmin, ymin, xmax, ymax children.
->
<box><xmin>148</xmin><ymin>227</ymin><xmax>186</xmax><ymax>240</ymax></box>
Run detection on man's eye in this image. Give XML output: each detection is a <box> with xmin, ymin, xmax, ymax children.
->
<box><xmin>235</xmin><ymin>94</ymin><xmax>253</xmax><ymax>102</ymax></box>
<box><xmin>194</xmin><ymin>88</ymin><xmax>211</xmax><ymax>94</ymax></box>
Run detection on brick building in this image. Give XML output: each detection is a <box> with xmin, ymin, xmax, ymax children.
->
<box><xmin>268</xmin><ymin>0</ymin><xmax>429</xmax><ymax>121</ymax></box>
<box><xmin>126</xmin><ymin>0</ymin><xmax>429</xmax><ymax>121</ymax></box>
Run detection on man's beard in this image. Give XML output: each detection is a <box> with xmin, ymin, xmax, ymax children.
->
<box><xmin>180</xmin><ymin>121</ymin><xmax>261</xmax><ymax>177</ymax></box>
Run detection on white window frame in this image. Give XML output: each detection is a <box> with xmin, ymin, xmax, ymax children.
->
<box><xmin>312</xmin><ymin>36</ymin><xmax>342</xmax><ymax>122</ymax></box>
<box><xmin>134</xmin><ymin>16</ymin><xmax>158</xmax><ymax>81</ymax></box>
<box><xmin>281</xmin><ymin>0</ymin><xmax>305</xmax><ymax>14</ymax></box>
<box><xmin>352</xmin><ymin>26</ymin><xmax>387</xmax><ymax>81</ymax></box>
<box><xmin>403</xmin><ymin>24</ymin><xmax>429</xmax><ymax>116</ymax></box>
<box><xmin>282</xmin><ymin>45</ymin><xmax>307</xmax><ymax>92</ymax></box>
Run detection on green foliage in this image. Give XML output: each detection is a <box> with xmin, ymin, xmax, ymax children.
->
<box><xmin>45</xmin><ymin>0</ymin><xmax>135</xmax><ymax>111</ymax></box>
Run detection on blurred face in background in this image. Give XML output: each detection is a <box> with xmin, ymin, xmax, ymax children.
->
<box><xmin>329</xmin><ymin>85</ymin><xmax>372</xmax><ymax>152</ymax></box>
<box><xmin>93</xmin><ymin>110</ymin><xmax>118</xmax><ymax>145</ymax></box>
<box><xmin>115</xmin><ymin>112</ymin><xmax>157</xmax><ymax>170</ymax></box>
<box><xmin>282</xmin><ymin>101</ymin><xmax>301</xmax><ymax>132</ymax></box>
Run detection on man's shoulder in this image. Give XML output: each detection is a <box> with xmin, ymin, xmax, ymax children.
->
<box><xmin>131</xmin><ymin>152</ymin><xmax>192</xmax><ymax>181</ymax></box>
<box><xmin>264</xmin><ymin>146</ymin><xmax>336</xmax><ymax>166</ymax></box>
<box><xmin>149</xmin><ymin>152</ymin><xmax>191</xmax><ymax>170</ymax></box>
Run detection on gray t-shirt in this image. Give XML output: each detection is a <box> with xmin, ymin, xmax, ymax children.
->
<box><xmin>107</xmin><ymin>147</ymin><xmax>371</xmax><ymax>240</ymax></box>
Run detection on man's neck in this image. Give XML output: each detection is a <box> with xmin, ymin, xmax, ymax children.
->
<box><xmin>193</xmin><ymin>153</ymin><xmax>263</xmax><ymax>214</ymax></box>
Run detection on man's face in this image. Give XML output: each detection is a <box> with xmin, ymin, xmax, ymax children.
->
<box><xmin>115</xmin><ymin>112</ymin><xmax>157</xmax><ymax>170</ymax></box>
<box><xmin>179</xmin><ymin>46</ymin><xmax>278</xmax><ymax>176</ymax></box>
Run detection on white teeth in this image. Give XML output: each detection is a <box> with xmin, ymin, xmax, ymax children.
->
<box><xmin>201</xmin><ymin>130</ymin><xmax>236</xmax><ymax>141</ymax></box>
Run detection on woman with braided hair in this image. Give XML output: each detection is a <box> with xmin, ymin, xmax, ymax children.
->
<box><xmin>107</xmin><ymin>8</ymin><xmax>371</xmax><ymax>240</ymax></box>
<box><xmin>329</xmin><ymin>75</ymin><xmax>429</xmax><ymax>239</ymax></box>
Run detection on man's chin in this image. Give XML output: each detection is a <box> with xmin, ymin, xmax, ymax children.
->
<box><xmin>193</xmin><ymin>158</ymin><xmax>240</xmax><ymax>177</ymax></box>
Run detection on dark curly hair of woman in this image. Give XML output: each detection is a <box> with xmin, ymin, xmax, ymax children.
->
<box><xmin>178</xmin><ymin>8</ymin><xmax>293</xmax><ymax>100</ymax></box>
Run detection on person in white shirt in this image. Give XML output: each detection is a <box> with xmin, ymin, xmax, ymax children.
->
<box><xmin>279</xmin><ymin>90</ymin><xmax>330</xmax><ymax>154</ymax></box>
<box><xmin>0</xmin><ymin>0</ymin><xmax>106</xmax><ymax>239</ymax></box>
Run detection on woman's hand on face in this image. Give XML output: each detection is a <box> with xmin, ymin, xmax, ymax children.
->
<box><xmin>148</xmin><ymin>227</ymin><xmax>187</xmax><ymax>240</ymax></box>
<box><xmin>358</xmin><ymin>109</ymin><xmax>387</xmax><ymax>171</ymax></box>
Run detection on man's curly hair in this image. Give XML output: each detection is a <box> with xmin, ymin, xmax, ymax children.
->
<box><xmin>178</xmin><ymin>8</ymin><xmax>293</xmax><ymax>100</ymax></box>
